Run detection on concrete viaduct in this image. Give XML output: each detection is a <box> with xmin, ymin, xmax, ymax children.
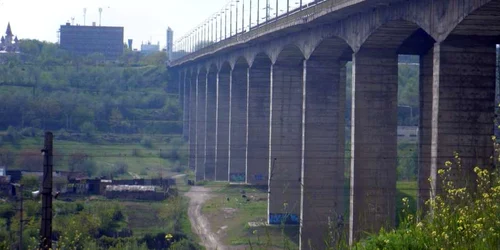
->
<box><xmin>169</xmin><ymin>0</ymin><xmax>500</xmax><ymax>248</ymax></box>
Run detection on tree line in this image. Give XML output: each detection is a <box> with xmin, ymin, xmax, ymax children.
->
<box><xmin>0</xmin><ymin>39</ymin><xmax>181</xmax><ymax>140</ymax></box>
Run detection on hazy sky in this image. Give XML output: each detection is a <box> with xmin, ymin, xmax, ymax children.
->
<box><xmin>0</xmin><ymin>0</ymin><xmax>229</xmax><ymax>50</ymax></box>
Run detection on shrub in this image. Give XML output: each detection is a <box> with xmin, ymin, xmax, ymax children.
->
<box><xmin>69</xmin><ymin>155</ymin><xmax>97</xmax><ymax>177</ymax></box>
<box><xmin>131</xmin><ymin>148</ymin><xmax>142</xmax><ymax>157</ymax></box>
<box><xmin>20</xmin><ymin>127</ymin><xmax>37</xmax><ymax>137</ymax></box>
<box><xmin>140</xmin><ymin>136</ymin><xmax>153</xmax><ymax>148</ymax></box>
<box><xmin>4</xmin><ymin>126</ymin><xmax>20</xmax><ymax>144</ymax></box>
<box><xmin>114</xmin><ymin>161</ymin><xmax>129</xmax><ymax>175</ymax></box>
<box><xmin>357</xmin><ymin>151</ymin><xmax>500</xmax><ymax>249</ymax></box>
<box><xmin>56</xmin><ymin>128</ymin><xmax>70</xmax><ymax>140</ymax></box>
<box><xmin>79</xmin><ymin>121</ymin><xmax>96</xmax><ymax>138</ymax></box>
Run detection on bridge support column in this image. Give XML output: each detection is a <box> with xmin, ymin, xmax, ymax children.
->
<box><xmin>247</xmin><ymin>63</ymin><xmax>271</xmax><ymax>185</ymax></box>
<box><xmin>427</xmin><ymin>42</ymin><xmax>495</xmax><ymax>200</ymax></box>
<box><xmin>300</xmin><ymin>60</ymin><xmax>346</xmax><ymax>249</ymax></box>
<box><xmin>181</xmin><ymin>71</ymin><xmax>189</xmax><ymax>141</ymax></box>
<box><xmin>268</xmin><ymin>62</ymin><xmax>303</xmax><ymax>225</ymax></box>
<box><xmin>206</xmin><ymin>71</ymin><xmax>217</xmax><ymax>181</ymax></box>
<box><xmin>418</xmin><ymin>51</ymin><xmax>433</xmax><ymax>210</ymax></box>
<box><xmin>189</xmin><ymin>72</ymin><xmax>196</xmax><ymax>172</ymax></box>
<box><xmin>229</xmin><ymin>67</ymin><xmax>248</xmax><ymax>182</ymax></box>
<box><xmin>349</xmin><ymin>49</ymin><xmax>398</xmax><ymax>243</ymax></box>
<box><xmin>216</xmin><ymin>70</ymin><xmax>231</xmax><ymax>181</ymax></box>
<box><xmin>196</xmin><ymin>71</ymin><xmax>207</xmax><ymax>181</ymax></box>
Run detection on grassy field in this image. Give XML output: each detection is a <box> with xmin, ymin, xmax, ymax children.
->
<box><xmin>1</xmin><ymin>136</ymin><xmax>186</xmax><ymax>178</ymax></box>
<box><xmin>201</xmin><ymin>183</ymin><xmax>298</xmax><ymax>249</ymax></box>
<box><xmin>200</xmin><ymin>181</ymin><xmax>418</xmax><ymax>249</ymax></box>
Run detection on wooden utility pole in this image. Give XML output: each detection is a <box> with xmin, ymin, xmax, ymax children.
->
<box><xmin>39</xmin><ymin>132</ymin><xmax>53</xmax><ymax>249</ymax></box>
<box><xmin>11</xmin><ymin>183</ymin><xmax>23</xmax><ymax>250</ymax></box>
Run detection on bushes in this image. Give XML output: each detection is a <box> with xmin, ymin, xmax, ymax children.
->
<box><xmin>357</xmin><ymin>152</ymin><xmax>500</xmax><ymax>249</ymax></box>
<box><xmin>19</xmin><ymin>127</ymin><xmax>38</xmax><ymax>137</ymax></box>
<box><xmin>4</xmin><ymin>126</ymin><xmax>20</xmax><ymax>144</ymax></box>
<box><xmin>99</xmin><ymin>161</ymin><xmax>129</xmax><ymax>178</ymax></box>
<box><xmin>141</xmin><ymin>136</ymin><xmax>153</xmax><ymax>148</ymax></box>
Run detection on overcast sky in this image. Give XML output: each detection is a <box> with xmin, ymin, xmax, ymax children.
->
<box><xmin>0</xmin><ymin>0</ymin><xmax>229</xmax><ymax>50</ymax></box>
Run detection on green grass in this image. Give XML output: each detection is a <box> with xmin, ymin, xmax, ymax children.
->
<box><xmin>199</xmin><ymin>181</ymin><xmax>418</xmax><ymax>249</ymax></box>
<box><xmin>201</xmin><ymin>183</ymin><xmax>299</xmax><ymax>249</ymax></box>
<box><xmin>396</xmin><ymin>180</ymin><xmax>418</xmax><ymax>224</ymax></box>
<box><xmin>2</xmin><ymin>137</ymin><xmax>185</xmax><ymax>178</ymax></box>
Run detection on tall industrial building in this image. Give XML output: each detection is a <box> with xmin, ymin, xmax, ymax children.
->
<box><xmin>166</xmin><ymin>27</ymin><xmax>173</xmax><ymax>60</ymax></box>
<box><xmin>59</xmin><ymin>23</ymin><xmax>124</xmax><ymax>59</ymax></box>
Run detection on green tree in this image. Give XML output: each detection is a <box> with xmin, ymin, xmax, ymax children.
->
<box><xmin>79</xmin><ymin>121</ymin><xmax>96</xmax><ymax>138</ymax></box>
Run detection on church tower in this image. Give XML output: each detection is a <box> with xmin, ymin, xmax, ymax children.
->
<box><xmin>5</xmin><ymin>22</ymin><xmax>13</xmax><ymax>45</ymax></box>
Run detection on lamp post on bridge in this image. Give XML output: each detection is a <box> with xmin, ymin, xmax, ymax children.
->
<box><xmin>236</xmin><ymin>0</ymin><xmax>240</xmax><ymax>34</ymax></box>
<box><xmin>276</xmin><ymin>0</ymin><xmax>278</xmax><ymax>19</ymax></box>
<box><xmin>220</xmin><ymin>10</ymin><xmax>223</xmax><ymax>41</ymax></box>
<box><xmin>230</xmin><ymin>2</ymin><xmax>233</xmax><ymax>37</ymax></box>
<box><xmin>257</xmin><ymin>0</ymin><xmax>260</xmax><ymax>25</ymax></box>
<box><xmin>241</xmin><ymin>0</ymin><xmax>245</xmax><ymax>32</ymax></box>
<box><xmin>266</xmin><ymin>0</ymin><xmax>270</xmax><ymax>22</ymax></box>
<box><xmin>225</xmin><ymin>6</ymin><xmax>228</xmax><ymax>39</ymax></box>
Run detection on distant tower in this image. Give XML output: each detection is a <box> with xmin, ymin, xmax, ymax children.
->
<box><xmin>5</xmin><ymin>22</ymin><xmax>13</xmax><ymax>44</ymax></box>
<box><xmin>2</xmin><ymin>22</ymin><xmax>19</xmax><ymax>52</ymax></box>
<box><xmin>128</xmin><ymin>39</ymin><xmax>133</xmax><ymax>50</ymax></box>
<box><xmin>166</xmin><ymin>27</ymin><xmax>173</xmax><ymax>59</ymax></box>
<box><xmin>83</xmin><ymin>8</ymin><xmax>87</xmax><ymax>25</ymax></box>
<box><xmin>99</xmin><ymin>8</ymin><xmax>103</xmax><ymax>26</ymax></box>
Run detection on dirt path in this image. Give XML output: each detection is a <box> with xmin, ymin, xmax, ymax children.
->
<box><xmin>185</xmin><ymin>186</ymin><xmax>226</xmax><ymax>250</ymax></box>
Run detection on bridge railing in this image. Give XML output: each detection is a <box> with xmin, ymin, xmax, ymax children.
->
<box><xmin>171</xmin><ymin>0</ymin><xmax>327</xmax><ymax>62</ymax></box>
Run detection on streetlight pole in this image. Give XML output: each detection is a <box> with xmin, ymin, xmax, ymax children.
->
<box><xmin>257</xmin><ymin>0</ymin><xmax>260</xmax><ymax>25</ymax></box>
<box><xmin>230</xmin><ymin>3</ymin><xmax>233</xmax><ymax>37</ymax></box>
<box><xmin>220</xmin><ymin>10</ymin><xmax>223</xmax><ymax>41</ymax></box>
<box><xmin>241</xmin><ymin>0</ymin><xmax>244</xmax><ymax>33</ymax></box>
<box><xmin>236</xmin><ymin>1</ymin><xmax>239</xmax><ymax>34</ymax></box>
<box><xmin>275</xmin><ymin>0</ymin><xmax>278</xmax><ymax>18</ymax></box>
<box><xmin>225</xmin><ymin>7</ymin><xmax>228</xmax><ymax>39</ymax></box>
<box><xmin>266</xmin><ymin>0</ymin><xmax>269</xmax><ymax>21</ymax></box>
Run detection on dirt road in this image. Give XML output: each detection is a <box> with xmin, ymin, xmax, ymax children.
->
<box><xmin>185</xmin><ymin>186</ymin><xmax>226</xmax><ymax>250</ymax></box>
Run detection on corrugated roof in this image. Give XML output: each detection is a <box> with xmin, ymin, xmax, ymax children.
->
<box><xmin>106</xmin><ymin>185</ymin><xmax>157</xmax><ymax>192</ymax></box>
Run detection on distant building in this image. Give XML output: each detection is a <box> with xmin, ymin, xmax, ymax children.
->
<box><xmin>141</xmin><ymin>41</ymin><xmax>160</xmax><ymax>54</ymax></box>
<box><xmin>127</xmin><ymin>39</ymin><xmax>133</xmax><ymax>50</ymax></box>
<box><xmin>59</xmin><ymin>22</ymin><xmax>124</xmax><ymax>59</ymax></box>
<box><xmin>0</xmin><ymin>22</ymin><xmax>19</xmax><ymax>53</ymax></box>
<box><xmin>397</xmin><ymin>126</ymin><xmax>418</xmax><ymax>143</ymax></box>
<box><xmin>166</xmin><ymin>27</ymin><xmax>173</xmax><ymax>59</ymax></box>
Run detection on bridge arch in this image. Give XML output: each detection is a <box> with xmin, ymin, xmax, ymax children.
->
<box><xmin>274</xmin><ymin>44</ymin><xmax>304</xmax><ymax>66</ymax></box>
<box><xmin>434</xmin><ymin>0</ymin><xmax>500</xmax><ymax>42</ymax></box>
